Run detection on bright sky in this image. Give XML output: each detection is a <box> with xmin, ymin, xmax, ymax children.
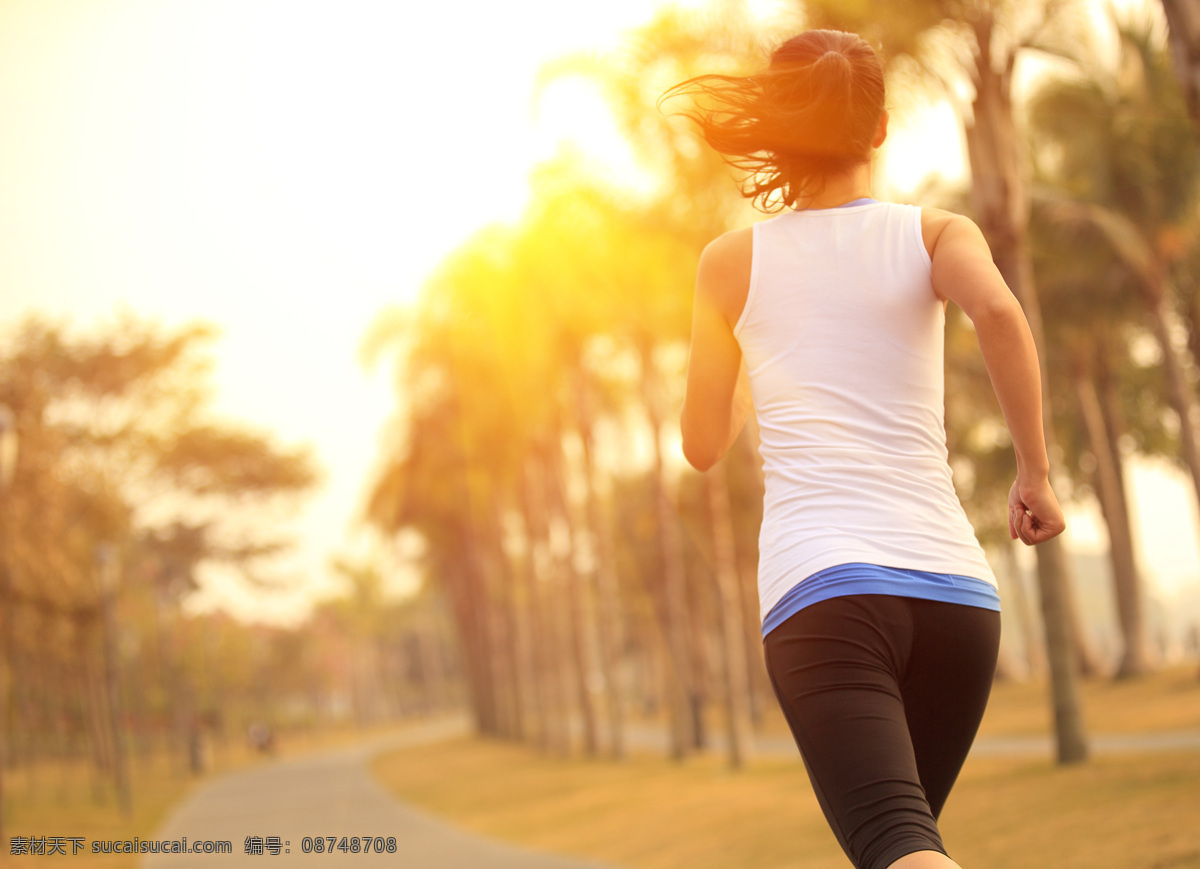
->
<box><xmin>1</xmin><ymin>0</ymin><xmax>1196</xmax><ymax>624</ymax></box>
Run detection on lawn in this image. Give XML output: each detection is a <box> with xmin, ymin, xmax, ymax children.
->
<box><xmin>372</xmin><ymin>666</ymin><xmax>1200</xmax><ymax>869</ymax></box>
<box><xmin>7</xmin><ymin>667</ymin><xmax>1197</xmax><ymax>868</ymax></box>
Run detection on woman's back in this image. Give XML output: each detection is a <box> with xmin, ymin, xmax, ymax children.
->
<box><xmin>674</xmin><ymin>29</ymin><xmax>1063</xmax><ymax>869</ymax></box>
<box><xmin>735</xmin><ymin>200</ymin><xmax>995</xmax><ymax>621</ymax></box>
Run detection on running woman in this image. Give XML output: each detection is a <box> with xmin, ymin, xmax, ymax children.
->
<box><xmin>673</xmin><ymin>29</ymin><xmax>1065</xmax><ymax>869</ymax></box>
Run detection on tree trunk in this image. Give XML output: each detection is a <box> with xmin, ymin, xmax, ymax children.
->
<box><xmin>447</xmin><ymin>375</ymin><xmax>503</xmax><ymax>736</ymax></box>
<box><xmin>1161</xmin><ymin>0</ymin><xmax>1200</xmax><ymax>137</ymax></box>
<box><xmin>488</xmin><ymin>511</ymin><xmax>526</xmax><ymax>740</ymax></box>
<box><xmin>1000</xmin><ymin>543</ymin><xmax>1045</xmax><ymax>679</ymax></box>
<box><xmin>706</xmin><ymin>467</ymin><xmax>754</xmax><ymax>769</ymax></box>
<box><xmin>1079</xmin><ymin>348</ymin><xmax>1149</xmax><ymax>677</ymax></box>
<box><xmin>639</xmin><ymin>346</ymin><xmax>697</xmax><ymax>760</ymax></box>
<box><xmin>0</xmin><ymin>570</ymin><xmax>12</xmax><ymax>852</ymax></box>
<box><xmin>520</xmin><ymin>460</ymin><xmax>570</xmax><ymax>755</ymax></box>
<box><xmin>965</xmin><ymin>9</ymin><xmax>1089</xmax><ymax>763</ymax></box>
<box><xmin>684</xmin><ymin>574</ymin><xmax>709</xmax><ymax>752</ymax></box>
<box><xmin>543</xmin><ymin>446</ymin><xmax>600</xmax><ymax>758</ymax></box>
<box><xmin>575</xmin><ymin>403</ymin><xmax>627</xmax><ymax>760</ymax></box>
<box><xmin>439</xmin><ymin>532</ymin><xmax>498</xmax><ymax>737</ymax></box>
<box><xmin>733</xmin><ymin>425</ymin><xmax>770</xmax><ymax>729</ymax></box>
<box><xmin>1147</xmin><ymin>291</ymin><xmax>1200</xmax><ymax>524</ymax></box>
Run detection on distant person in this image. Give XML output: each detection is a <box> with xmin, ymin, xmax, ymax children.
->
<box><xmin>671</xmin><ymin>30</ymin><xmax>1064</xmax><ymax>869</ymax></box>
<box><xmin>247</xmin><ymin>721</ymin><xmax>275</xmax><ymax>755</ymax></box>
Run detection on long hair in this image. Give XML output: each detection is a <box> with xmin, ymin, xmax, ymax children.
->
<box><xmin>662</xmin><ymin>30</ymin><xmax>886</xmax><ymax>212</ymax></box>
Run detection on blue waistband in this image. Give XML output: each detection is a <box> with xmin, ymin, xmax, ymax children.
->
<box><xmin>762</xmin><ymin>562</ymin><xmax>1001</xmax><ymax>639</ymax></box>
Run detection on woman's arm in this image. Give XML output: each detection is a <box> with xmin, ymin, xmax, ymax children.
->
<box><xmin>927</xmin><ymin>210</ymin><xmax>1066</xmax><ymax>546</ymax></box>
<box><xmin>680</xmin><ymin>228</ymin><xmax>754</xmax><ymax>472</ymax></box>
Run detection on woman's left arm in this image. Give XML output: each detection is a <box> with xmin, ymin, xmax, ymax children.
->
<box><xmin>680</xmin><ymin>228</ymin><xmax>754</xmax><ymax>472</ymax></box>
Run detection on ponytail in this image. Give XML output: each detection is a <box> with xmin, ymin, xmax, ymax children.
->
<box><xmin>662</xmin><ymin>30</ymin><xmax>885</xmax><ymax>212</ymax></box>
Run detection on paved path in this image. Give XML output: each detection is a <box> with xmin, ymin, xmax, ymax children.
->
<box><xmin>139</xmin><ymin>717</ymin><xmax>1200</xmax><ymax>868</ymax></box>
<box><xmin>619</xmin><ymin>724</ymin><xmax>1200</xmax><ymax>760</ymax></box>
<box><xmin>140</xmin><ymin>720</ymin><xmax>611</xmax><ymax>869</ymax></box>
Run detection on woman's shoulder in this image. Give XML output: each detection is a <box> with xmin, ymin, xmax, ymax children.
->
<box><xmin>700</xmin><ymin>225</ymin><xmax>755</xmax><ymax>261</ymax></box>
<box><xmin>697</xmin><ymin>226</ymin><xmax>755</xmax><ymax>328</ymax></box>
<box><xmin>918</xmin><ymin>206</ymin><xmax>980</xmax><ymax>260</ymax></box>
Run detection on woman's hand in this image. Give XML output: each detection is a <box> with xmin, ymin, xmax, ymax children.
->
<box><xmin>1008</xmin><ymin>475</ymin><xmax>1066</xmax><ymax>546</ymax></box>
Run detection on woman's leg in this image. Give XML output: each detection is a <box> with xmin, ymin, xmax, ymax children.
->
<box><xmin>887</xmin><ymin>851</ymin><xmax>962</xmax><ymax>869</ymax></box>
<box><xmin>764</xmin><ymin>595</ymin><xmax>942</xmax><ymax>869</ymax></box>
<box><xmin>763</xmin><ymin>594</ymin><xmax>999</xmax><ymax>869</ymax></box>
<box><xmin>900</xmin><ymin>599</ymin><xmax>1000</xmax><ymax>820</ymax></box>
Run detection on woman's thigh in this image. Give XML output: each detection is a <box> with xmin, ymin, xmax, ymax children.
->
<box><xmin>762</xmin><ymin>594</ymin><xmax>998</xmax><ymax>869</ymax></box>
<box><xmin>901</xmin><ymin>598</ymin><xmax>1000</xmax><ymax>818</ymax></box>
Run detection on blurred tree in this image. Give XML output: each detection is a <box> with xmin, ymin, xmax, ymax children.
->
<box><xmin>1028</xmin><ymin>14</ymin><xmax>1200</xmax><ymax>676</ymax></box>
<box><xmin>0</xmin><ymin>316</ymin><xmax>316</xmax><ymax>817</ymax></box>
<box><xmin>1160</xmin><ymin>0</ymin><xmax>1200</xmax><ymax>135</ymax></box>
<box><xmin>1029</xmin><ymin>17</ymin><xmax>1200</xmax><ymax>504</ymax></box>
<box><xmin>538</xmin><ymin>0</ymin><xmax>787</xmax><ymax>762</ymax></box>
<box><xmin>805</xmin><ymin>0</ymin><xmax>1092</xmax><ymax>765</ymax></box>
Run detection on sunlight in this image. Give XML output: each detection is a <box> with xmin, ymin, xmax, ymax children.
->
<box><xmin>0</xmin><ymin>0</ymin><xmax>686</xmax><ymax>623</ymax></box>
<box><xmin>2</xmin><ymin>0</ymin><xmax>1192</xmax><ymax>626</ymax></box>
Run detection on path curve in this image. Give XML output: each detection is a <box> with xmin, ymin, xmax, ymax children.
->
<box><xmin>140</xmin><ymin>720</ymin><xmax>612</xmax><ymax>869</ymax></box>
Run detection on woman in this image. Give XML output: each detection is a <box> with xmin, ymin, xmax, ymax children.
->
<box><xmin>672</xmin><ymin>30</ymin><xmax>1064</xmax><ymax>869</ymax></box>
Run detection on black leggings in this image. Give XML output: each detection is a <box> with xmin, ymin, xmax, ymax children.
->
<box><xmin>763</xmin><ymin>594</ymin><xmax>1000</xmax><ymax>869</ymax></box>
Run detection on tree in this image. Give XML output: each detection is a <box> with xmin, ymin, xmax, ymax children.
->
<box><xmin>1160</xmin><ymin>0</ymin><xmax>1200</xmax><ymax>135</ymax></box>
<box><xmin>538</xmin><ymin>1</ymin><xmax>789</xmax><ymax>763</ymax></box>
<box><xmin>806</xmin><ymin>0</ymin><xmax>1091</xmax><ymax>765</ymax></box>
<box><xmin>1028</xmin><ymin>13</ymin><xmax>1200</xmax><ymax>675</ymax></box>
<box><xmin>0</xmin><ymin>316</ymin><xmax>316</xmax><ymax>833</ymax></box>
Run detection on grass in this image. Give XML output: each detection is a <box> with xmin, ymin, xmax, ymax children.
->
<box><xmin>373</xmin><ymin>738</ymin><xmax>1200</xmax><ymax>869</ymax></box>
<box><xmin>372</xmin><ymin>665</ymin><xmax>1200</xmax><ymax>869</ymax></box>
<box><xmin>0</xmin><ymin>721</ymin><xmax>408</xmax><ymax>868</ymax></box>
<box><xmin>978</xmin><ymin>663</ymin><xmax>1200</xmax><ymax>738</ymax></box>
<box><xmin>7</xmin><ymin>667</ymin><xmax>1197</xmax><ymax>868</ymax></box>
<box><xmin>746</xmin><ymin>662</ymin><xmax>1200</xmax><ymax>741</ymax></box>
<box><xmin>2</xmin><ymin>752</ymin><xmax>198</xmax><ymax>869</ymax></box>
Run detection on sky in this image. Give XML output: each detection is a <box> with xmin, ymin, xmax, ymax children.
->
<box><xmin>1</xmin><ymin>0</ymin><xmax>1196</xmax><ymax>624</ymax></box>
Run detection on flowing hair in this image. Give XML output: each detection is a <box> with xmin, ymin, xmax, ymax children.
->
<box><xmin>661</xmin><ymin>30</ymin><xmax>886</xmax><ymax>212</ymax></box>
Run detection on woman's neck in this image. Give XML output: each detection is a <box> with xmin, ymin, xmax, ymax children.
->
<box><xmin>795</xmin><ymin>162</ymin><xmax>875</xmax><ymax>210</ymax></box>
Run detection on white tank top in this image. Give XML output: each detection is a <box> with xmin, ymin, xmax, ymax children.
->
<box><xmin>733</xmin><ymin>201</ymin><xmax>997</xmax><ymax>622</ymax></box>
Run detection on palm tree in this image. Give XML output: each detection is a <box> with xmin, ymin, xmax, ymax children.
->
<box><xmin>804</xmin><ymin>0</ymin><xmax>1092</xmax><ymax>764</ymax></box>
<box><xmin>538</xmin><ymin>2</ymin><xmax>785</xmax><ymax>762</ymax></box>
<box><xmin>1028</xmin><ymin>15</ymin><xmax>1200</xmax><ymax>591</ymax></box>
<box><xmin>1160</xmin><ymin>0</ymin><xmax>1200</xmax><ymax>135</ymax></box>
<box><xmin>1028</xmin><ymin>204</ymin><xmax>1161</xmax><ymax>677</ymax></box>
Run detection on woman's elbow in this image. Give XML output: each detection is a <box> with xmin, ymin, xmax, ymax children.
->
<box><xmin>968</xmin><ymin>292</ymin><xmax>1027</xmax><ymax>335</ymax></box>
<box><xmin>680</xmin><ymin>415</ymin><xmax>718</xmax><ymax>472</ymax></box>
<box><xmin>682</xmin><ymin>440</ymin><xmax>717</xmax><ymax>472</ymax></box>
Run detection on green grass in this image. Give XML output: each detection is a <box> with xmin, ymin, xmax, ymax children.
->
<box><xmin>372</xmin><ymin>666</ymin><xmax>1200</xmax><ymax>869</ymax></box>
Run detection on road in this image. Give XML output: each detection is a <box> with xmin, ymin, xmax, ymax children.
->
<box><xmin>139</xmin><ymin>717</ymin><xmax>1200</xmax><ymax>868</ymax></box>
<box><xmin>139</xmin><ymin>720</ymin><xmax>611</xmax><ymax>869</ymax></box>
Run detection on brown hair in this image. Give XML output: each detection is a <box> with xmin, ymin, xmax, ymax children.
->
<box><xmin>661</xmin><ymin>30</ymin><xmax>885</xmax><ymax>212</ymax></box>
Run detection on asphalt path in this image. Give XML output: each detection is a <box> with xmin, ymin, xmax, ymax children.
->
<box><xmin>139</xmin><ymin>719</ymin><xmax>611</xmax><ymax>869</ymax></box>
<box><xmin>138</xmin><ymin>717</ymin><xmax>1200</xmax><ymax>868</ymax></box>
<box><xmin>618</xmin><ymin>724</ymin><xmax>1200</xmax><ymax>759</ymax></box>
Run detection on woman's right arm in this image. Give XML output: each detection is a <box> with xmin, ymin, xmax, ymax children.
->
<box><xmin>926</xmin><ymin>210</ymin><xmax>1066</xmax><ymax>546</ymax></box>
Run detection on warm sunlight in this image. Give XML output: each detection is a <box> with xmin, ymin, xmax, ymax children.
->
<box><xmin>9</xmin><ymin>4</ymin><xmax>1200</xmax><ymax>866</ymax></box>
<box><xmin>2</xmin><ymin>0</ymin><xmax>1194</xmax><ymax>627</ymax></box>
<box><xmin>1</xmin><ymin>0</ymin><xmax>684</xmax><ymax>621</ymax></box>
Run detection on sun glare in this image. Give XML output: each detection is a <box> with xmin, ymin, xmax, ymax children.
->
<box><xmin>2</xmin><ymin>0</ymin><xmax>1194</xmax><ymax>623</ymax></box>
